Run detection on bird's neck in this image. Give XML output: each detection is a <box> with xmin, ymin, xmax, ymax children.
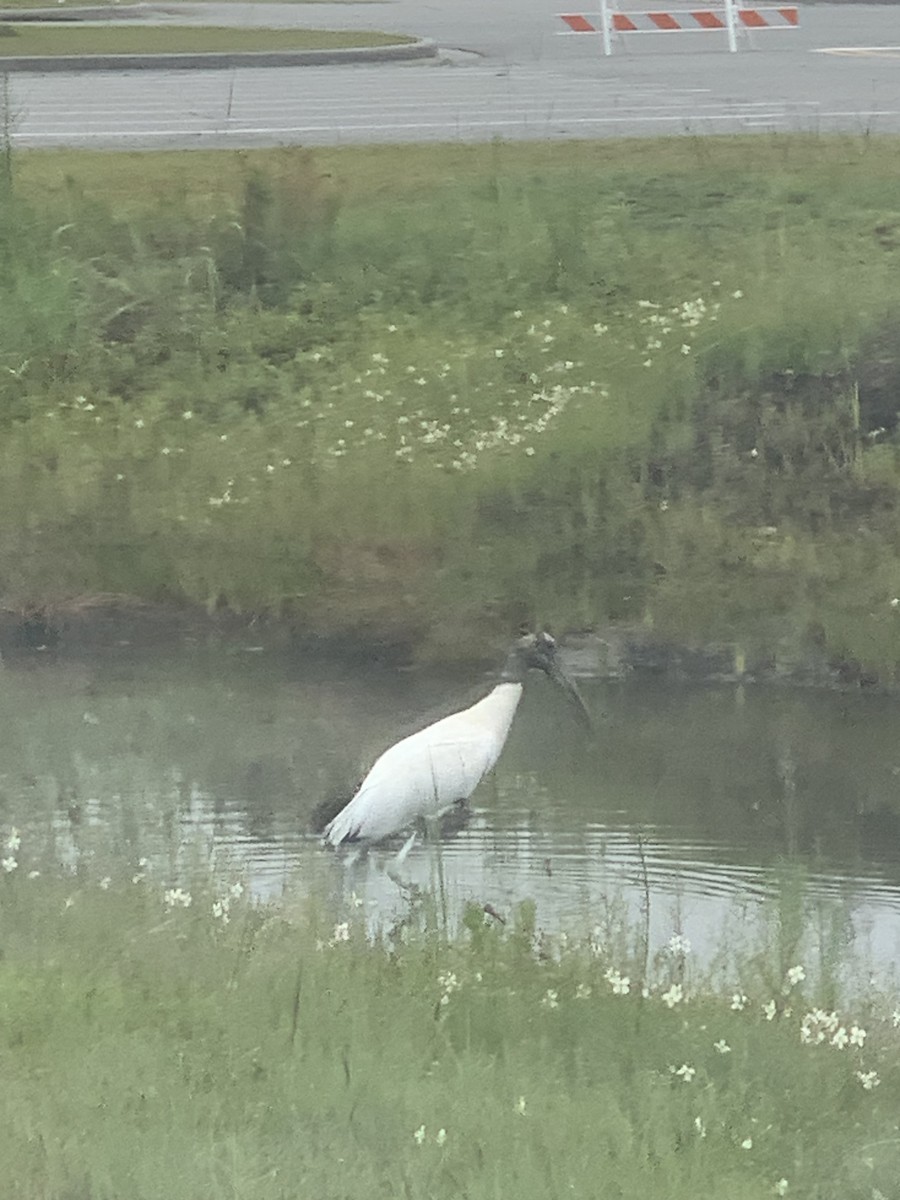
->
<box><xmin>478</xmin><ymin>681</ymin><xmax>525</xmax><ymax>745</ymax></box>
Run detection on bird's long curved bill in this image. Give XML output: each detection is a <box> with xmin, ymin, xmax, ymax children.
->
<box><xmin>546</xmin><ymin>659</ymin><xmax>593</xmax><ymax>730</ymax></box>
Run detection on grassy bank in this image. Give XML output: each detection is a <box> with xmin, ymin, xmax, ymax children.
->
<box><xmin>0</xmin><ymin>24</ymin><xmax>412</xmax><ymax>54</ymax></box>
<box><xmin>2</xmin><ymin>824</ymin><xmax>900</xmax><ymax>1200</ymax></box>
<box><xmin>2</xmin><ymin>138</ymin><xmax>900</xmax><ymax>669</ymax></box>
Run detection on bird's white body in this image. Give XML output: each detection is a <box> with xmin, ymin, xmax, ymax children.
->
<box><xmin>323</xmin><ymin>682</ymin><xmax>524</xmax><ymax>846</ymax></box>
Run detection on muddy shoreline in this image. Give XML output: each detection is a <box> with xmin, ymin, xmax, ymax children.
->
<box><xmin>0</xmin><ymin>598</ymin><xmax>876</xmax><ymax>692</ymax></box>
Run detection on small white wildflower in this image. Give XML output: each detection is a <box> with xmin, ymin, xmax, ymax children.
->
<box><xmin>212</xmin><ymin>899</ymin><xmax>230</xmax><ymax>925</ymax></box>
<box><xmin>542</xmin><ymin>989</ymin><xmax>559</xmax><ymax>1010</ymax></box>
<box><xmin>1</xmin><ymin>856</ymin><xmax>17</xmax><ymax>873</ymax></box>
<box><xmin>662</xmin><ymin>983</ymin><xmax>684</xmax><ymax>1008</ymax></box>
<box><xmin>438</xmin><ymin>971</ymin><xmax>460</xmax><ymax>995</ymax></box>
<box><xmin>671</xmin><ymin>1063</ymin><xmax>695</xmax><ymax>1083</ymax></box>
<box><xmin>229</xmin><ymin>881</ymin><xmax>244</xmax><ymax>900</ymax></box>
<box><xmin>160</xmin><ymin>447</ymin><xmax>171</xmax><ymax>456</ymax></box>
<box><xmin>694</xmin><ymin>1116</ymin><xmax>706</xmax><ymax>1138</ymax></box>
<box><xmin>330</xmin><ymin>921</ymin><xmax>350</xmax><ymax>945</ymax></box>
<box><xmin>732</xmin><ymin>289</ymin><xmax>744</xmax><ymax>299</ymax></box>
<box><xmin>515</xmin><ymin>1096</ymin><xmax>527</xmax><ymax>1115</ymax></box>
<box><xmin>774</xmin><ymin>1180</ymin><xmax>789</xmax><ymax>1197</ymax></box>
<box><xmin>799</xmin><ymin>1013</ymin><xmax>825</xmax><ymax>1045</ymax></box>
<box><xmin>855</xmin><ymin>1069</ymin><xmax>880</xmax><ymax>1090</ymax></box>
<box><xmin>494</xmin><ymin>349</ymin><xmax>504</xmax><ymax>358</ymax></box>
<box><xmin>27</xmin><ymin>870</ymin><xmax>40</xmax><ymax>880</ymax></box>
<box><xmin>667</xmin><ymin>933</ymin><xmax>692</xmax><ymax>956</ymax></box>
<box><xmin>680</xmin><ymin>343</ymin><xmax>691</xmax><ymax>355</ymax></box>
<box><xmin>182</xmin><ymin>411</ymin><xmax>193</xmax><ymax>420</ymax></box>
<box><xmin>731</xmin><ymin>993</ymin><xmax>748</xmax><ymax>1011</ymax></box>
<box><xmin>763</xmin><ymin>1000</ymin><xmax>777</xmax><ymax>1021</ymax></box>
<box><xmin>604</xmin><ymin>968</ymin><xmax>630</xmax><ymax>996</ymax></box>
<box><xmin>713</xmin><ymin>1039</ymin><xmax>731</xmax><ymax>1054</ymax></box>
<box><xmin>5</xmin><ymin>828</ymin><xmax>21</xmax><ymax>852</ymax></box>
<box><xmin>786</xmin><ymin>964</ymin><xmax>806</xmax><ymax>987</ymax></box>
<box><xmin>574</xmin><ymin>982</ymin><xmax>592</xmax><ymax>1000</ymax></box>
<box><xmin>513</xmin><ymin>310</ymin><xmax>523</xmax><ymax>318</ymax></box>
<box><xmin>831</xmin><ymin>1026</ymin><xmax>849</xmax><ymax>1050</ymax></box>
<box><xmin>435</xmin><ymin>1128</ymin><xmax>447</xmax><ymax>1147</ymax></box>
<box><xmin>99</xmin><ymin>876</ymin><xmax>111</xmax><ymax>890</ymax></box>
<box><xmin>413</xmin><ymin>1125</ymin><xmax>426</xmax><ymax>1145</ymax></box>
<box><xmin>741</xmin><ymin>1137</ymin><xmax>753</xmax><ymax>1150</ymax></box>
<box><xmin>891</xmin><ymin>1009</ymin><xmax>900</xmax><ymax>1028</ymax></box>
<box><xmin>849</xmin><ymin>1025</ymin><xmax>866</xmax><ymax>1048</ymax></box>
<box><xmin>163</xmin><ymin>887</ymin><xmax>192</xmax><ymax>909</ymax></box>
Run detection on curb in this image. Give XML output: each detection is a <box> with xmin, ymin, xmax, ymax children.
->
<box><xmin>0</xmin><ymin>36</ymin><xmax>438</xmax><ymax>70</ymax></box>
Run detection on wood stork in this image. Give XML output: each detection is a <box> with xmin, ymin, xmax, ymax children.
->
<box><xmin>322</xmin><ymin>632</ymin><xmax>591</xmax><ymax>848</ymax></box>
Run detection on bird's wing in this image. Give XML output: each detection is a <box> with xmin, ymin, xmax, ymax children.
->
<box><xmin>324</xmin><ymin>711</ymin><xmax>503</xmax><ymax>844</ymax></box>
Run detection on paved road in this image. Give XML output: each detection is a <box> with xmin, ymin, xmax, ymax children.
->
<box><xmin>7</xmin><ymin>3</ymin><xmax>900</xmax><ymax>147</ymax></box>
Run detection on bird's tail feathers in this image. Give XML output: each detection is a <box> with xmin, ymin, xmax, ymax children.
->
<box><xmin>322</xmin><ymin>807</ymin><xmax>362</xmax><ymax>847</ymax></box>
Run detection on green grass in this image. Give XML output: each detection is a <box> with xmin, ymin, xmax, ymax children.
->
<box><xmin>0</xmin><ymin>24</ymin><xmax>412</xmax><ymax>53</ymax></box>
<box><xmin>2</xmin><ymin>840</ymin><xmax>900</xmax><ymax>1200</ymax></box>
<box><xmin>2</xmin><ymin>137</ymin><xmax>900</xmax><ymax>670</ymax></box>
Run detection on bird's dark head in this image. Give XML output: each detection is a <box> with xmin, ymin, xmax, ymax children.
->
<box><xmin>515</xmin><ymin>630</ymin><xmax>560</xmax><ymax>673</ymax></box>
<box><xmin>504</xmin><ymin>631</ymin><xmax>593</xmax><ymax>729</ymax></box>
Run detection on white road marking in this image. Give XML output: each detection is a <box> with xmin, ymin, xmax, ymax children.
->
<box><xmin>11</xmin><ymin>112</ymin><xmax>810</xmax><ymax>141</ymax></box>
<box><xmin>815</xmin><ymin>46</ymin><xmax>900</xmax><ymax>58</ymax></box>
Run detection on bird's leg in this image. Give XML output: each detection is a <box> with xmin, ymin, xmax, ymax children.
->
<box><xmin>343</xmin><ymin>843</ymin><xmax>367</xmax><ymax>868</ymax></box>
<box><xmin>385</xmin><ymin>830</ymin><xmax>418</xmax><ymax>893</ymax></box>
<box><xmin>395</xmin><ymin>830</ymin><xmax>418</xmax><ymax>865</ymax></box>
<box><xmin>420</xmin><ymin>814</ymin><xmax>449</xmax><ymax>934</ymax></box>
<box><xmin>423</xmin><ymin>813</ymin><xmax>443</xmax><ymax>843</ymax></box>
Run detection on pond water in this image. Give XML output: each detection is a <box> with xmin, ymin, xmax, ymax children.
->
<box><xmin>3</xmin><ymin>636</ymin><xmax>900</xmax><ymax>977</ymax></box>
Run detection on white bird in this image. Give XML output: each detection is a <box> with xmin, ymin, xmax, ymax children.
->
<box><xmin>322</xmin><ymin>631</ymin><xmax>591</xmax><ymax>847</ymax></box>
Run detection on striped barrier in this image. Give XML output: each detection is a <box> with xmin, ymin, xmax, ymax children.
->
<box><xmin>559</xmin><ymin>0</ymin><xmax>798</xmax><ymax>53</ymax></box>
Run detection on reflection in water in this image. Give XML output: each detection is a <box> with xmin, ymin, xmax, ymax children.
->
<box><xmin>2</xmin><ymin>642</ymin><xmax>900</xmax><ymax>973</ymax></box>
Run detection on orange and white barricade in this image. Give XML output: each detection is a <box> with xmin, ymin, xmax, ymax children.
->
<box><xmin>559</xmin><ymin>0</ymin><xmax>799</xmax><ymax>54</ymax></box>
